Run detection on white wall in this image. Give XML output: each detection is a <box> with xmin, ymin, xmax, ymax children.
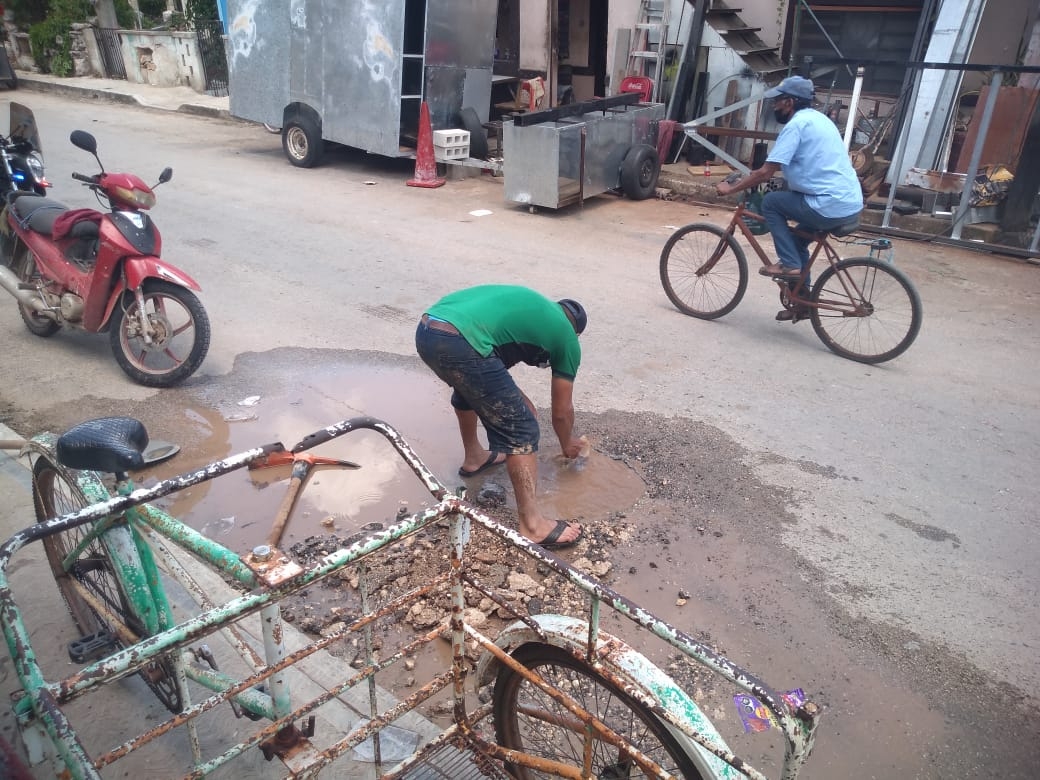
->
<box><xmin>118</xmin><ymin>30</ymin><xmax>207</xmax><ymax>91</ymax></box>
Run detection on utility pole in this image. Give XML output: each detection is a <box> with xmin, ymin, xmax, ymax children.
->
<box><xmin>92</xmin><ymin>0</ymin><xmax>119</xmax><ymax>29</ymax></box>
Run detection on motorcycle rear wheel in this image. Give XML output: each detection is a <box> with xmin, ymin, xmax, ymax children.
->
<box><xmin>11</xmin><ymin>243</ymin><xmax>60</xmax><ymax>337</ymax></box>
<box><xmin>109</xmin><ymin>280</ymin><xmax>210</xmax><ymax>387</ymax></box>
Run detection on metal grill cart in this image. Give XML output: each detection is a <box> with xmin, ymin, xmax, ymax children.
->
<box><xmin>503</xmin><ymin>94</ymin><xmax>666</xmax><ymax>210</ymax></box>
<box><xmin>226</xmin><ymin>0</ymin><xmax>497</xmax><ymax>167</ymax></box>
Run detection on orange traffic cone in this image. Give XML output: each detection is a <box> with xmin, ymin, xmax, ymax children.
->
<box><xmin>407</xmin><ymin>102</ymin><xmax>445</xmax><ymax>189</ymax></box>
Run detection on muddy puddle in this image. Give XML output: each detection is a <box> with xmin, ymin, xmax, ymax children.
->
<box><xmin>136</xmin><ymin>363</ymin><xmax>645</xmax><ymax>555</ymax></box>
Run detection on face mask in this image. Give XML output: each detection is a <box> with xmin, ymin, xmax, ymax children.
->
<box><xmin>773</xmin><ymin>101</ymin><xmax>792</xmax><ymax>124</ymax></box>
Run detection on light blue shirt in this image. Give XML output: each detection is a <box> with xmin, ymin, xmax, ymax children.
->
<box><xmin>767</xmin><ymin>108</ymin><xmax>863</xmax><ymax>218</ymax></box>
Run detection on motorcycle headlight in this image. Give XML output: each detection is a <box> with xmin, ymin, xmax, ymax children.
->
<box><xmin>112</xmin><ymin>184</ymin><xmax>156</xmax><ymax>210</ymax></box>
<box><xmin>26</xmin><ymin>152</ymin><xmax>45</xmax><ymax>184</ymax></box>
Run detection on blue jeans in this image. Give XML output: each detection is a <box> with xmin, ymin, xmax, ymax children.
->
<box><xmin>762</xmin><ymin>190</ymin><xmax>859</xmax><ymax>272</ymax></box>
<box><xmin>415</xmin><ymin>320</ymin><xmax>540</xmax><ymax>454</ymax></box>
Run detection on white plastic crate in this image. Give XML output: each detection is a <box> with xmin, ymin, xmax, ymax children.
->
<box><xmin>432</xmin><ymin>129</ymin><xmax>470</xmax><ymax>147</ymax></box>
<box><xmin>435</xmin><ymin>143</ymin><xmax>469</xmax><ymax>161</ymax></box>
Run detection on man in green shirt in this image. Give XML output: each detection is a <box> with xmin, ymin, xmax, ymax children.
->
<box><xmin>416</xmin><ymin>285</ymin><xmax>587</xmax><ymax>550</ymax></box>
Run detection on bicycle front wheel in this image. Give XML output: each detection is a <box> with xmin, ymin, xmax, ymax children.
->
<box><xmin>810</xmin><ymin>257</ymin><xmax>923</xmax><ymax>364</ymax></box>
<box><xmin>660</xmin><ymin>224</ymin><xmax>748</xmax><ymax>319</ymax></box>
<box><xmin>32</xmin><ymin>454</ymin><xmax>183</xmax><ymax>713</ymax></box>
<box><xmin>493</xmin><ymin>643</ymin><xmax>703</xmax><ymax>779</ymax></box>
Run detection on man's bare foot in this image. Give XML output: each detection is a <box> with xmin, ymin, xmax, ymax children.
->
<box><xmin>458</xmin><ymin>451</ymin><xmax>507</xmax><ymax>478</ymax></box>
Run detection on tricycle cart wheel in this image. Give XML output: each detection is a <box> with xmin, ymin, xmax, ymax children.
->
<box><xmin>282</xmin><ymin>115</ymin><xmax>324</xmax><ymax>168</ymax></box>
<box><xmin>620</xmin><ymin>143</ymin><xmax>660</xmax><ymax>200</ymax></box>
<box><xmin>492</xmin><ymin>642</ymin><xmax>704</xmax><ymax>778</ymax></box>
<box><xmin>32</xmin><ymin>453</ymin><xmax>183</xmax><ymax>713</ymax></box>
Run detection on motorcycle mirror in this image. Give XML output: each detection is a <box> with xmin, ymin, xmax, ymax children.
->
<box><xmin>158</xmin><ymin>167</ymin><xmax>173</xmax><ymax>185</ymax></box>
<box><xmin>69</xmin><ymin>130</ymin><xmax>97</xmax><ymax>155</ymax></box>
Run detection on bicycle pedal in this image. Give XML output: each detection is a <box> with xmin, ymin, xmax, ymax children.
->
<box><xmin>68</xmin><ymin>630</ymin><xmax>117</xmax><ymax>663</ymax></box>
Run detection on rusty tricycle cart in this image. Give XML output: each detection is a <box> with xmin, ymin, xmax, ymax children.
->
<box><xmin>0</xmin><ymin>416</ymin><xmax>820</xmax><ymax>778</ymax></box>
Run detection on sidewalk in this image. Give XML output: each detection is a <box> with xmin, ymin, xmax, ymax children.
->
<box><xmin>14</xmin><ymin>69</ymin><xmax>232</xmax><ymax>120</ymax></box>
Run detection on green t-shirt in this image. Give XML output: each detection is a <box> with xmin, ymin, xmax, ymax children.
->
<box><xmin>428</xmin><ymin>285</ymin><xmax>581</xmax><ymax>380</ymax></box>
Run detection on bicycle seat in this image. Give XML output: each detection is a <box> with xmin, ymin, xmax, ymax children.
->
<box><xmin>827</xmin><ymin>218</ymin><xmax>860</xmax><ymax>237</ymax></box>
<box><xmin>57</xmin><ymin>417</ymin><xmax>149</xmax><ymax>473</ymax></box>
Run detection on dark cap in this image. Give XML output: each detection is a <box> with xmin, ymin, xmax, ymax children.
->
<box><xmin>764</xmin><ymin>75</ymin><xmax>814</xmax><ymax>101</ymax></box>
<box><xmin>558</xmin><ymin>299</ymin><xmax>587</xmax><ymax>334</ymax></box>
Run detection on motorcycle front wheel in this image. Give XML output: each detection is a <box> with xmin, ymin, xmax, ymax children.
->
<box><xmin>109</xmin><ymin>280</ymin><xmax>211</xmax><ymax>387</ymax></box>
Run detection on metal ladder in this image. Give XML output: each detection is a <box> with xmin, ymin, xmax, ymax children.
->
<box><xmin>626</xmin><ymin>0</ymin><xmax>670</xmax><ymax>102</ymax></box>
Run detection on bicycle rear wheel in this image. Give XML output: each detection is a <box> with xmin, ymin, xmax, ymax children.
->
<box><xmin>810</xmin><ymin>257</ymin><xmax>923</xmax><ymax>364</ymax></box>
<box><xmin>493</xmin><ymin>642</ymin><xmax>703</xmax><ymax>779</ymax></box>
<box><xmin>660</xmin><ymin>224</ymin><xmax>748</xmax><ymax>319</ymax></box>
<box><xmin>32</xmin><ymin>454</ymin><xmax>183</xmax><ymax>713</ymax></box>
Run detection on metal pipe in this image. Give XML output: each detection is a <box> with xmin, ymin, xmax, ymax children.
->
<box><xmin>260</xmin><ymin>603</ymin><xmax>291</xmax><ymax>719</ymax></box>
<box><xmin>0</xmin><ymin>265</ymin><xmax>48</xmax><ymax>310</ymax></box>
<box><xmin>844</xmin><ymin>67</ymin><xmax>865</xmax><ymax>150</ymax></box>
<box><xmin>952</xmin><ymin>71</ymin><xmax>1002</xmax><ymax>240</ymax></box>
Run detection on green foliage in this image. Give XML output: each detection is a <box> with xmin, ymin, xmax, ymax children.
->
<box><xmin>185</xmin><ymin>0</ymin><xmax>219</xmax><ymax>21</ymax></box>
<box><xmin>113</xmin><ymin>0</ymin><xmax>138</xmax><ymax>29</ymax></box>
<box><xmin>136</xmin><ymin>0</ymin><xmax>167</xmax><ymax>27</ymax></box>
<box><xmin>4</xmin><ymin>0</ymin><xmax>48</xmax><ymax>27</ymax></box>
<box><xmin>164</xmin><ymin>13</ymin><xmax>191</xmax><ymax>31</ymax></box>
<box><xmin>25</xmin><ymin>0</ymin><xmax>92</xmax><ymax>76</ymax></box>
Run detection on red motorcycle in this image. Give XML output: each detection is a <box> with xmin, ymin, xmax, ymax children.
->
<box><xmin>0</xmin><ymin>125</ymin><xmax>210</xmax><ymax>387</ymax></box>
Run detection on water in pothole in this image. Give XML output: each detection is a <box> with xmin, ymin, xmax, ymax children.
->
<box><xmin>137</xmin><ymin>363</ymin><xmax>645</xmax><ymax>554</ymax></box>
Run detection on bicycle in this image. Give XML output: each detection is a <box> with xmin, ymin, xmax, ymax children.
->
<box><xmin>0</xmin><ymin>415</ymin><xmax>821</xmax><ymax>779</ymax></box>
<box><xmin>659</xmin><ymin>185</ymin><xmax>923</xmax><ymax>364</ymax></box>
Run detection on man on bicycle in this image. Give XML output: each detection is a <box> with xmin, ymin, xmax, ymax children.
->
<box><xmin>715</xmin><ymin>75</ymin><xmax>863</xmax><ymax>320</ymax></box>
<box><xmin>415</xmin><ymin>285</ymin><xmax>586</xmax><ymax>550</ymax></box>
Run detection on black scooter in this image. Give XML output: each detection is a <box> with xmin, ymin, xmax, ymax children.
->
<box><xmin>0</xmin><ymin>102</ymin><xmax>47</xmax><ymax>197</ymax></box>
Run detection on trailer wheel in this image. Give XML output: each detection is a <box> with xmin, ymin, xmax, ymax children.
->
<box><xmin>282</xmin><ymin>116</ymin><xmax>324</xmax><ymax>168</ymax></box>
<box><xmin>620</xmin><ymin>144</ymin><xmax>660</xmax><ymax>200</ymax></box>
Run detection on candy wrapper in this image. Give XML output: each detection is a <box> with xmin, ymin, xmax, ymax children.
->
<box><xmin>734</xmin><ymin>689</ymin><xmax>806</xmax><ymax>733</ymax></box>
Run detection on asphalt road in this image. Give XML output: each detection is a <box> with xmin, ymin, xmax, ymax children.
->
<box><xmin>0</xmin><ymin>93</ymin><xmax>1038</xmax><ymax>776</ymax></box>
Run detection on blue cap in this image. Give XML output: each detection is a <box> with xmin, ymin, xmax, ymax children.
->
<box><xmin>764</xmin><ymin>76</ymin><xmax>814</xmax><ymax>101</ymax></box>
<box><xmin>558</xmin><ymin>299</ymin><xmax>587</xmax><ymax>334</ymax></box>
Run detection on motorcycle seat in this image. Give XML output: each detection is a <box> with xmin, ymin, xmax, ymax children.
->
<box><xmin>9</xmin><ymin>195</ymin><xmax>69</xmax><ymax>237</ymax></box>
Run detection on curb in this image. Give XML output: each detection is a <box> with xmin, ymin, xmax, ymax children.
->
<box><xmin>16</xmin><ymin>76</ymin><xmax>139</xmax><ymax>107</ymax></box>
<box><xmin>174</xmin><ymin>102</ymin><xmax>233</xmax><ymax>120</ymax></box>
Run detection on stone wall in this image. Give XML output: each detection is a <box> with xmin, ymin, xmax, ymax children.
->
<box><xmin>2</xmin><ymin>18</ymin><xmax>35</xmax><ymax>72</ymax></box>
